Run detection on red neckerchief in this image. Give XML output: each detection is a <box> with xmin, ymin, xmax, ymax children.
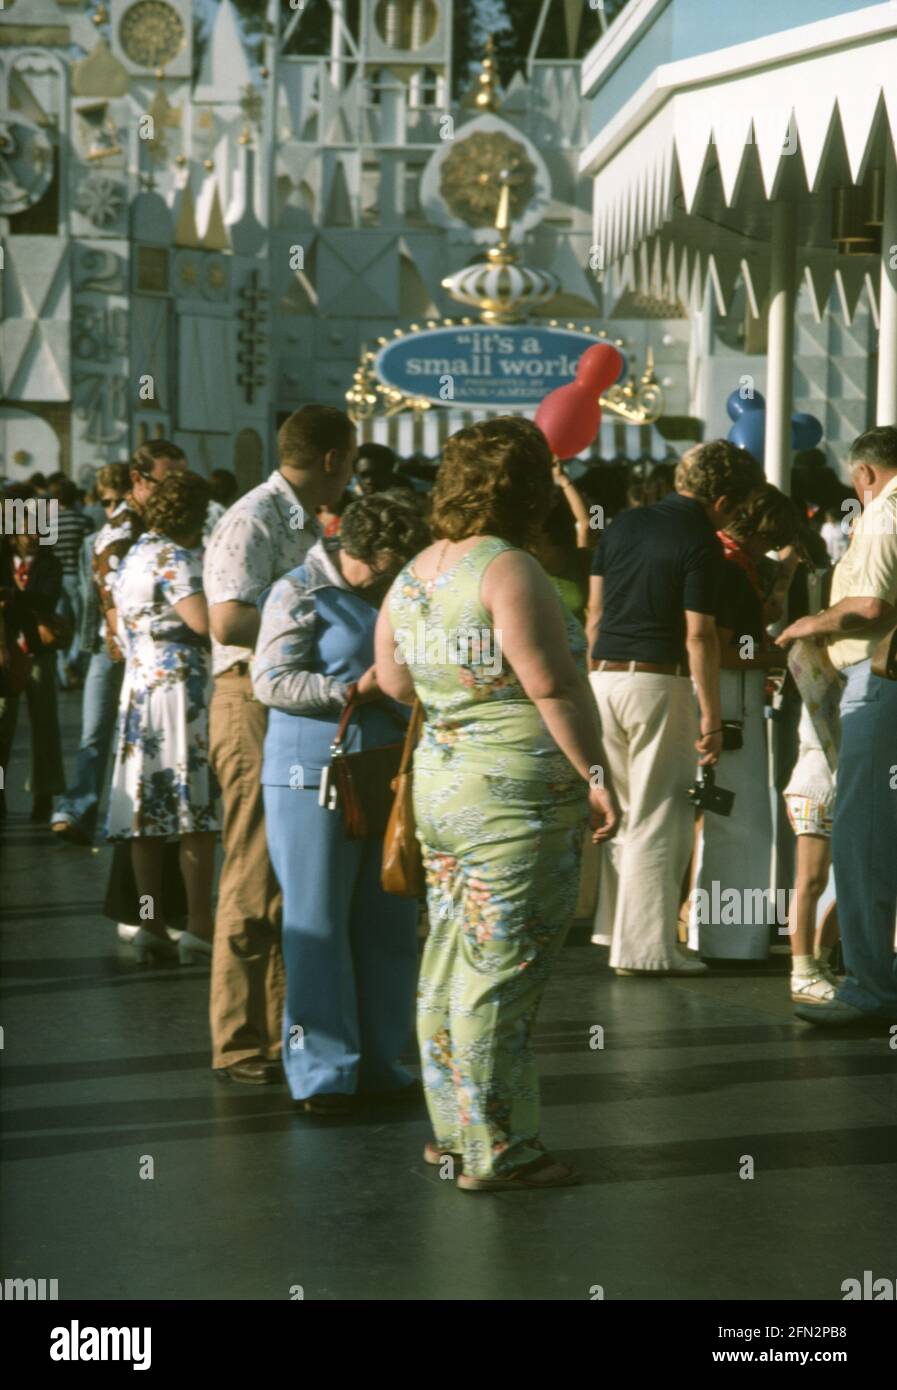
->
<box><xmin>718</xmin><ymin>531</ymin><xmax>763</xmax><ymax>596</ymax></box>
<box><xmin>11</xmin><ymin>556</ymin><xmax>33</xmax><ymax>653</ymax></box>
<box><xmin>13</xmin><ymin>555</ymin><xmax>33</xmax><ymax>589</ymax></box>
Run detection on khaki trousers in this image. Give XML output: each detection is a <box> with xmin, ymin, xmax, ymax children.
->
<box><xmin>208</xmin><ymin>671</ymin><xmax>284</xmax><ymax>1068</ymax></box>
<box><xmin>590</xmin><ymin>670</ymin><xmax>698</xmax><ymax>970</ymax></box>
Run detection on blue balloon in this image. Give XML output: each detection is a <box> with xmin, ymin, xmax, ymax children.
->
<box><xmin>728</xmin><ymin>410</ymin><xmax>766</xmax><ymax>462</ymax></box>
<box><xmin>726</xmin><ymin>387</ymin><xmax>766</xmax><ymax>422</ymax></box>
<box><xmin>791</xmin><ymin>412</ymin><xmax>823</xmax><ymax>451</ymax></box>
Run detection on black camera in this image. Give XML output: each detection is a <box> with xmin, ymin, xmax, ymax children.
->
<box><xmin>721</xmin><ymin>720</ymin><xmax>743</xmax><ymax>751</ymax></box>
<box><xmin>687</xmin><ymin>766</ymin><xmax>735</xmax><ymax>817</ymax></box>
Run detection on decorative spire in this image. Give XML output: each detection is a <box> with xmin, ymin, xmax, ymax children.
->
<box><xmin>473</xmin><ymin>36</ymin><xmax>500</xmax><ymax>113</ymax></box>
<box><xmin>441</xmin><ymin>169</ymin><xmax>559</xmax><ymax>323</ymax></box>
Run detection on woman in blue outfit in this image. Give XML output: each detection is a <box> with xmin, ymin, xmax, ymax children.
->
<box><xmin>253</xmin><ymin>495</ymin><xmax>430</xmax><ymax>1114</ymax></box>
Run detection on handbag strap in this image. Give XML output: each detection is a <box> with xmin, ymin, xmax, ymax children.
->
<box><xmin>331</xmin><ymin>683</ymin><xmax>360</xmax><ymax>753</ymax></box>
<box><xmin>332</xmin><ymin>685</ymin><xmax>420</xmax><ymax>753</ymax></box>
<box><xmin>397</xmin><ymin>699</ymin><xmax>424</xmax><ymax>776</ymax></box>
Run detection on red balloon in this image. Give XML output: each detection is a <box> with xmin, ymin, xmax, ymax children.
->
<box><xmin>574</xmin><ymin>343</ymin><xmax>624</xmax><ymax>394</ymax></box>
<box><xmin>535</xmin><ymin>380</ymin><xmax>602</xmax><ymax>460</ymax></box>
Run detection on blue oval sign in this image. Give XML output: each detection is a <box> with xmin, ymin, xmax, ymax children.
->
<box><xmin>374</xmin><ymin>325</ymin><xmax>620</xmax><ymax>409</ymax></box>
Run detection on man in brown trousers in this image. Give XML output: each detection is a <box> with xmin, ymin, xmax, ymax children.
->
<box><xmin>203</xmin><ymin>406</ymin><xmax>356</xmax><ymax>1082</ymax></box>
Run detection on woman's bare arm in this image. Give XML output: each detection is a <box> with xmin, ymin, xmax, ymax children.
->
<box><xmin>174</xmin><ymin>593</ymin><xmax>210</xmax><ymax>637</ymax></box>
<box><xmin>374</xmin><ymin>601</ymin><xmax>416</xmax><ymax>704</ymax></box>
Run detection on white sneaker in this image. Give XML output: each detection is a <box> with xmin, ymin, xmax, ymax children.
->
<box><xmin>117</xmin><ymin>923</ymin><xmax>139</xmax><ymax>943</ymax></box>
<box><xmin>791</xmin><ymin>971</ymin><xmax>835</xmax><ymax>1004</ymax></box>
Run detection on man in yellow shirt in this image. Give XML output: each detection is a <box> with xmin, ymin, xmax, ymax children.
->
<box><xmin>778</xmin><ymin>427</ymin><xmax>897</xmax><ymax>1025</ymax></box>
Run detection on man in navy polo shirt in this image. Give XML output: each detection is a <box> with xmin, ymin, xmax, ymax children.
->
<box><xmin>585</xmin><ymin>440</ymin><xmax>764</xmax><ymax>975</ymax></box>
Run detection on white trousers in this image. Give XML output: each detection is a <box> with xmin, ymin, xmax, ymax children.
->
<box><xmin>589</xmin><ymin>671</ymin><xmax>698</xmax><ymax>970</ymax></box>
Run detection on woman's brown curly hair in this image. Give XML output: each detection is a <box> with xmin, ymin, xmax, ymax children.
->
<box><xmin>724</xmin><ymin>482</ymin><xmax>801</xmax><ymax>551</ymax></box>
<box><xmin>339</xmin><ymin>493</ymin><xmax>430</xmax><ymax>569</ymax></box>
<box><xmin>144</xmin><ymin>470</ymin><xmax>210</xmax><ymax>546</ymax></box>
<box><xmin>430</xmin><ymin>416</ymin><xmax>554</xmax><ymax>548</ymax></box>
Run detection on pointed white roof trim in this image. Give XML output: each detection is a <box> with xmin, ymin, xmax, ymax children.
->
<box><xmin>580</xmin><ymin>5</ymin><xmax>897</xmax><ymax>267</ymax></box>
<box><xmin>194</xmin><ymin>0</ymin><xmax>252</xmax><ymax>105</ymax></box>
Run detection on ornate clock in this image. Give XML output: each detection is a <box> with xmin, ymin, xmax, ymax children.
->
<box><xmin>118</xmin><ymin>0</ymin><xmax>185</xmax><ymax>71</ymax></box>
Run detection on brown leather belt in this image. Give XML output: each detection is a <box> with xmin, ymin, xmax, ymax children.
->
<box><xmin>596</xmin><ymin>660</ymin><xmax>688</xmax><ymax>676</ymax></box>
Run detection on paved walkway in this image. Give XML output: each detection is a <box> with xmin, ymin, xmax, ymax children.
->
<box><xmin>1</xmin><ymin>691</ymin><xmax>895</xmax><ymax>1300</ymax></box>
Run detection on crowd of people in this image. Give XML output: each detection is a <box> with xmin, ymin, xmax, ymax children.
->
<box><xmin>2</xmin><ymin>411</ymin><xmax>896</xmax><ymax>1192</ymax></box>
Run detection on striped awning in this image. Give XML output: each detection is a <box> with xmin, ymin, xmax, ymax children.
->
<box><xmin>358</xmin><ymin>408</ymin><xmax>675</xmax><ymax>463</ymax></box>
<box><xmin>579</xmin><ymin>4</ymin><xmax>897</xmax><ymax>323</ymax></box>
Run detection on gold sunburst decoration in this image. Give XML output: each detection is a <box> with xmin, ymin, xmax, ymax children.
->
<box><xmin>439</xmin><ymin>131</ymin><xmax>535</xmax><ymax>228</ymax></box>
<box><xmin>119</xmin><ymin>1</ymin><xmax>185</xmax><ymax>70</ymax></box>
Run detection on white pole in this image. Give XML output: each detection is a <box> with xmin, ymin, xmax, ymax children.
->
<box><xmin>877</xmin><ymin>154</ymin><xmax>897</xmax><ymax>425</ymax></box>
<box><xmin>765</xmin><ymin>199</ymin><xmax>796</xmax><ymax>491</ymax></box>
<box><xmin>330</xmin><ymin>0</ymin><xmax>345</xmax><ymax>90</ymax></box>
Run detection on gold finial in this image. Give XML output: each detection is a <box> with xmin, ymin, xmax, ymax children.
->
<box><xmin>474</xmin><ymin>35</ymin><xmax>500</xmax><ymax>112</ymax></box>
<box><xmin>238</xmin><ymin>125</ymin><xmax>252</xmax><ymax>146</ymax></box>
<box><xmin>92</xmin><ymin>2</ymin><xmax>108</xmax><ymax>26</ymax></box>
<box><xmin>175</xmin><ymin>153</ymin><xmax>187</xmax><ymax>166</ymax></box>
<box><xmin>203</xmin><ymin>158</ymin><xmax>214</xmax><ymax>171</ymax></box>
<box><xmin>486</xmin><ymin>170</ymin><xmax>518</xmax><ymax>268</ymax></box>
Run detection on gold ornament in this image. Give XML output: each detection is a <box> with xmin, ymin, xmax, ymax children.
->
<box><xmin>439</xmin><ymin>131</ymin><xmax>535</xmax><ymax>228</ymax></box>
<box><xmin>474</xmin><ymin>35</ymin><xmax>499</xmax><ymax>112</ymax></box>
<box><xmin>119</xmin><ymin>1</ymin><xmax>185</xmax><ymax>71</ymax></box>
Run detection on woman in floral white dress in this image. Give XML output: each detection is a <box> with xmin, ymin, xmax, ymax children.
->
<box><xmin>106</xmin><ymin>471</ymin><xmax>219</xmax><ymax>964</ymax></box>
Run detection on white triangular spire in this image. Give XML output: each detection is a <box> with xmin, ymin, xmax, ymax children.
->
<box><xmin>194</xmin><ymin>0</ymin><xmax>252</xmax><ymax>105</ymax></box>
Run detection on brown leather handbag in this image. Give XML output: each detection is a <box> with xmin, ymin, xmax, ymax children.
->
<box><xmin>381</xmin><ymin>699</ymin><xmax>425</xmax><ymax>898</ymax></box>
<box><xmin>871</xmin><ymin>625</ymin><xmax>897</xmax><ymax>680</ymax></box>
<box><xmin>327</xmin><ymin>687</ymin><xmax>408</xmax><ymax>840</ymax></box>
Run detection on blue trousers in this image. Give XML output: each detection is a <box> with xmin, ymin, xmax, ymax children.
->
<box><xmin>52</xmin><ymin>648</ymin><xmax>123</xmax><ymax>836</ymax></box>
<box><xmin>831</xmin><ymin>660</ymin><xmax>897</xmax><ymax>1016</ymax></box>
<box><xmin>57</xmin><ymin>572</ymin><xmax>85</xmax><ymax>684</ymax></box>
<box><xmin>264</xmin><ymin>785</ymin><xmax>419</xmax><ymax>1100</ymax></box>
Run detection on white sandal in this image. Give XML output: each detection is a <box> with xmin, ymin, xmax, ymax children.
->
<box><xmin>791</xmin><ymin>972</ymin><xmax>835</xmax><ymax>1005</ymax></box>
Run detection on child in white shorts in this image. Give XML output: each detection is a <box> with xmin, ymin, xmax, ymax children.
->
<box><xmin>782</xmin><ymin>703</ymin><xmax>839</xmax><ymax>1004</ymax></box>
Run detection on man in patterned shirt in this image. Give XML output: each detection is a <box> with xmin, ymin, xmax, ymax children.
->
<box><xmin>203</xmin><ymin>405</ymin><xmax>356</xmax><ymax>1085</ymax></box>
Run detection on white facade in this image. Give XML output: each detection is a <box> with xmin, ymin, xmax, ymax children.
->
<box><xmin>0</xmin><ymin>0</ymin><xmax>620</xmax><ymax>484</ymax></box>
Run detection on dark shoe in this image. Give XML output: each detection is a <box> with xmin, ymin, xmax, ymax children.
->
<box><xmin>299</xmin><ymin>1092</ymin><xmax>357</xmax><ymax>1116</ymax></box>
<box><xmin>363</xmin><ymin>1078</ymin><xmax>423</xmax><ymax>1106</ymax></box>
<box><xmin>457</xmin><ymin>1155</ymin><xmax>583</xmax><ymax>1193</ymax></box>
<box><xmin>214</xmin><ymin>1059</ymin><xmax>282</xmax><ymax>1085</ymax></box>
<box><xmin>31</xmin><ymin>795</ymin><xmax>53</xmax><ymax>823</ymax></box>
<box><xmin>51</xmin><ymin>818</ymin><xmax>92</xmax><ymax>847</ymax></box>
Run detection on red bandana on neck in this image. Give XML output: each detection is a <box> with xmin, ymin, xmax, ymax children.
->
<box><xmin>718</xmin><ymin>531</ymin><xmax>763</xmax><ymax>596</ymax></box>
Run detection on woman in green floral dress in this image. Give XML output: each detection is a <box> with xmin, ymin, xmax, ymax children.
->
<box><xmin>375</xmin><ymin>417</ymin><xmax>616</xmax><ymax>1191</ymax></box>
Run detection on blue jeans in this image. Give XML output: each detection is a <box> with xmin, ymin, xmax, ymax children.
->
<box><xmin>57</xmin><ymin>572</ymin><xmax>85</xmax><ymax>683</ymax></box>
<box><xmin>52</xmin><ymin>648</ymin><xmax>123</xmax><ymax>836</ymax></box>
<box><xmin>264</xmin><ymin>784</ymin><xmax>419</xmax><ymax>1101</ymax></box>
<box><xmin>831</xmin><ymin>660</ymin><xmax>897</xmax><ymax>1016</ymax></box>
